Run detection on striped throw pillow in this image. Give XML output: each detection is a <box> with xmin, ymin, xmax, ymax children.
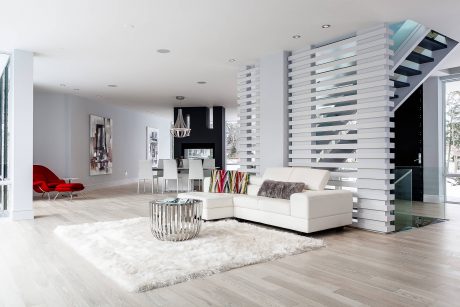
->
<box><xmin>209</xmin><ymin>170</ymin><xmax>250</xmax><ymax>194</ymax></box>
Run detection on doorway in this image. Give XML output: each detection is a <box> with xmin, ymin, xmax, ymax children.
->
<box><xmin>394</xmin><ymin>86</ymin><xmax>424</xmax><ymax>201</ymax></box>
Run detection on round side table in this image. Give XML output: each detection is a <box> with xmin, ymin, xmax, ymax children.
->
<box><xmin>149</xmin><ymin>198</ymin><xmax>203</xmax><ymax>241</ymax></box>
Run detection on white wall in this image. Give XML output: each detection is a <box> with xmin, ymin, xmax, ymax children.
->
<box><xmin>34</xmin><ymin>89</ymin><xmax>172</xmax><ymax>190</ymax></box>
<box><xmin>259</xmin><ymin>51</ymin><xmax>289</xmax><ymax>174</ymax></box>
<box><xmin>423</xmin><ymin>77</ymin><xmax>444</xmax><ymax>203</ymax></box>
<box><xmin>10</xmin><ymin>50</ymin><xmax>34</xmax><ymax>220</ymax></box>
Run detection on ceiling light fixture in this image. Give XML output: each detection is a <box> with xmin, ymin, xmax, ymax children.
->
<box><xmin>157</xmin><ymin>49</ymin><xmax>171</xmax><ymax>54</ymax></box>
<box><xmin>292</xmin><ymin>35</ymin><xmax>301</xmax><ymax>39</ymax></box>
<box><xmin>197</xmin><ymin>81</ymin><xmax>207</xmax><ymax>84</ymax></box>
<box><xmin>322</xmin><ymin>24</ymin><xmax>331</xmax><ymax>29</ymax></box>
<box><xmin>228</xmin><ymin>58</ymin><xmax>236</xmax><ymax>63</ymax></box>
<box><xmin>59</xmin><ymin>83</ymin><xmax>66</xmax><ymax>87</ymax></box>
<box><xmin>171</xmin><ymin>96</ymin><xmax>191</xmax><ymax>138</ymax></box>
<box><xmin>107</xmin><ymin>84</ymin><xmax>118</xmax><ymax>88</ymax></box>
<box><xmin>73</xmin><ymin>88</ymin><xmax>80</xmax><ymax>91</ymax></box>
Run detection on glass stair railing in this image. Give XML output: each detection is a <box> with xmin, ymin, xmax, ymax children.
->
<box><xmin>394</xmin><ymin>168</ymin><xmax>413</xmax><ymax>231</ymax></box>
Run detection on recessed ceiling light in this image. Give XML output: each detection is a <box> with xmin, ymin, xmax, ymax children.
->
<box><xmin>228</xmin><ymin>58</ymin><xmax>236</xmax><ymax>63</ymax></box>
<box><xmin>322</xmin><ymin>24</ymin><xmax>331</xmax><ymax>29</ymax></box>
<box><xmin>157</xmin><ymin>49</ymin><xmax>171</xmax><ymax>54</ymax></box>
<box><xmin>292</xmin><ymin>35</ymin><xmax>301</xmax><ymax>39</ymax></box>
<box><xmin>73</xmin><ymin>88</ymin><xmax>80</xmax><ymax>91</ymax></box>
<box><xmin>59</xmin><ymin>83</ymin><xmax>66</xmax><ymax>87</ymax></box>
<box><xmin>176</xmin><ymin>96</ymin><xmax>185</xmax><ymax>100</ymax></box>
<box><xmin>197</xmin><ymin>81</ymin><xmax>207</xmax><ymax>84</ymax></box>
<box><xmin>107</xmin><ymin>84</ymin><xmax>118</xmax><ymax>88</ymax></box>
<box><xmin>124</xmin><ymin>24</ymin><xmax>135</xmax><ymax>29</ymax></box>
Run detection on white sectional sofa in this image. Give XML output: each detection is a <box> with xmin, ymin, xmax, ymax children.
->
<box><xmin>178</xmin><ymin>167</ymin><xmax>353</xmax><ymax>233</ymax></box>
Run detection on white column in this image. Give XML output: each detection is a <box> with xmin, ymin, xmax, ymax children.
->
<box><xmin>259</xmin><ymin>51</ymin><xmax>289</xmax><ymax>174</ymax></box>
<box><xmin>423</xmin><ymin>77</ymin><xmax>444</xmax><ymax>203</ymax></box>
<box><xmin>10</xmin><ymin>49</ymin><xmax>34</xmax><ymax>220</ymax></box>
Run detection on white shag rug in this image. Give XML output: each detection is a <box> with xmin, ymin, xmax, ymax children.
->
<box><xmin>54</xmin><ymin>218</ymin><xmax>324</xmax><ymax>292</ymax></box>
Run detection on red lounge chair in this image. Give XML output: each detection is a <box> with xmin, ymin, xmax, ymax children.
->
<box><xmin>33</xmin><ymin>165</ymin><xmax>84</xmax><ymax>200</ymax></box>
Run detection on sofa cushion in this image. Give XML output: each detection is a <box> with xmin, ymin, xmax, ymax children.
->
<box><xmin>249</xmin><ymin>176</ymin><xmax>263</xmax><ymax>185</ymax></box>
<box><xmin>233</xmin><ymin>195</ymin><xmax>260</xmax><ymax>210</ymax></box>
<box><xmin>290</xmin><ymin>190</ymin><xmax>353</xmax><ymax>219</ymax></box>
<box><xmin>178</xmin><ymin>192</ymin><xmax>233</xmax><ymax>209</ymax></box>
<box><xmin>259</xmin><ymin>197</ymin><xmax>290</xmax><ymax>215</ymax></box>
<box><xmin>257</xmin><ymin>180</ymin><xmax>305</xmax><ymax>200</ymax></box>
<box><xmin>247</xmin><ymin>184</ymin><xmax>261</xmax><ymax>196</ymax></box>
<box><xmin>262</xmin><ymin>168</ymin><xmax>293</xmax><ymax>182</ymax></box>
<box><xmin>288</xmin><ymin>168</ymin><xmax>330</xmax><ymax>191</ymax></box>
<box><xmin>262</xmin><ymin>167</ymin><xmax>330</xmax><ymax>191</ymax></box>
<box><xmin>55</xmin><ymin>183</ymin><xmax>85</xmax><ymax>192</ymax></box>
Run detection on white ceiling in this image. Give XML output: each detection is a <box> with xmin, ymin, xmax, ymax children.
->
<box><xmin>2</xmin><ymin>0</ymin><xmax>460</xmax><ymax>115</ymax></box>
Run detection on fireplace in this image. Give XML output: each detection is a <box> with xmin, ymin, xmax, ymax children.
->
<box><xmin>181</xmin><ymin>143</ymin><xmax>215</xmax><ymax>159</ymax></box>
<box><xmin>173</xmin><ymin>106</ymin><xmax>225</xmax><ymax>169</ymax></box>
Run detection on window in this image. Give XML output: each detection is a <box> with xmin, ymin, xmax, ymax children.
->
<box><xmin>0</xmin><ymin>55</ymin><xmax>9</xmax><ymax>215</ymax></box>
<box><xmin>225</xmin><ymin>121</ymin><xmax>239</xmax><ymax>171</ymax></box>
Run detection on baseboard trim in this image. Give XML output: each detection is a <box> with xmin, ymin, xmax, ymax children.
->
<box><xmin>10</xmin><ymin>209</ymin><xmax>34</xmax><ymax>220</ymax></box>
<box><xmin>423</xmin><ymin>194</ymin><xmax>444</xmax><ymax>204</ymax></box>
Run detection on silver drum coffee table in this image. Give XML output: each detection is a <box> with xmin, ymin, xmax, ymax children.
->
<box><xmin>149</xmin><ymin>198</ymin><xmax>203</xmax><ymax>241</ymax></box>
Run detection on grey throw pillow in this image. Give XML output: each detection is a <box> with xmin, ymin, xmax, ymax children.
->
<box><xmin>257</xmin><ymin>180</ymin><xmax>305</xmax><ymax>200</ymax></box>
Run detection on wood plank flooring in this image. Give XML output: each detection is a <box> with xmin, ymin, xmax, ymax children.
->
<box><xmin>1</xmin><ymin>184</ymin><xmax>460</xmax><ymax>306</ymax></box>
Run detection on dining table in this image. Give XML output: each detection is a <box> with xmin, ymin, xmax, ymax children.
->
<box><xmin>151</xmin><ymin>166</ymin><xmax>220</xmax><ymax>192</ymax></box>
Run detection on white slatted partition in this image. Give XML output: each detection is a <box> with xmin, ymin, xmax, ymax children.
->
<box><xmin>288</xmin><ymin>24</ymin><xmax>395</xmax><ymax>232</ymax></box>
<box><xmin>237</xmin><ymin>65</ymin><xmax>261</xmax><ymax>175</ymax></box>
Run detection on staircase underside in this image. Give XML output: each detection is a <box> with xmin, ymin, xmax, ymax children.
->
<box><xmin>391</xmin><ymin>30</ymin><xmax>458</xmax><ymax>111</ymax></box>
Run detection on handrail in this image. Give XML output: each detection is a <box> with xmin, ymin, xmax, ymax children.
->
<box><xmin>0</xmin><ymin>54</ymin><xmax>9</xmax><ymax>78</ymax></box>
<box><xmin>395</xmin><ymin>169</ymin><xmax>412</xmax><ymax>185</ymax></box>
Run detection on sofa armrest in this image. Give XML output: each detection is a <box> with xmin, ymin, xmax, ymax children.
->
<box><xmin>290</xmin><ymin>190</ymin><xmax>353</xmax><ymax>219</ymax></box>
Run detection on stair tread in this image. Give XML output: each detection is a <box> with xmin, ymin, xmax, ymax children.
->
<box><xmin>391</xmin><ymin>80</ymin><xmax>410</xmax><ymax>88</ymax></box>
<box><xmin>395</xmin><ymin>65</ymin><xmax>422</xmax><ymax>77</ymax></box>
<box><xmin>406</xmin><ymin>51</ymin><xmax>434</xmax><ymax>64</ymax></box>
<box><xmin>418</xmin><ymin>36</ymin><xmax>448</xmax><ymax>51</ymax></box>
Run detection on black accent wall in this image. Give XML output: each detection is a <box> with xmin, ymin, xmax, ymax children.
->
<box><xmin>173</xmin><ymin>106</ymin><xmax>225</xmax><ymax>169</ymax></box>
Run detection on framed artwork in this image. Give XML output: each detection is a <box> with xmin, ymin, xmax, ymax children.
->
<box><xmin>146</xmin><ymin>127</ymin><xmax>159</xmax><ymax>167</ymax></box>
<box><xmin>89</xmin><ymin>114</ymin><xmax>113</xmax><ymax>175</ymax></box>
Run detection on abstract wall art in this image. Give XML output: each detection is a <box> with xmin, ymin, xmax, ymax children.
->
<box><xmin>90</xmin><ymin>114</ymin><xmax>113</xmax><ymax>175</ymax></box>
<box><xmin>146</xmin><ymin>127</ymin><xmax>159</xmax><ymax>167</ymax></box>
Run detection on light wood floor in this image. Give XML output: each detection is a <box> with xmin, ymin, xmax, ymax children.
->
<box><xmin>1</xmin><ymin>184</ymin><xmax>460</xmax><ymax>307</ymax></box>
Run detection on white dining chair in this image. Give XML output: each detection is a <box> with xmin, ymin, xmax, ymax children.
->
<box><xmin>188</xmin><ymin>159</ymin><xmax>204</xmax><ymax>191</ymax></box>
<box><xmin>203</xmin><ymin>158</ymin><xmax>215</xmax><ymax>177</ymax></box>
<box><xmin>137</xmin><ymin>160</ymin><xmax>158</xmax><ymax>194</ymax></box>
<box><xmin>162</xmin><ymin>159</ymin><xmax>179</xmax><ymax>193</ymax></box>
<box><xmin>181</xmin><ymin>159</ymin><xmax>189</xmax><ymax>169</ymax></box>
<box><xmin>178</xmin><ymin>159</ymin><xmax>189</xmax><ymax>189</ymax></box>
<box><xmin>156</xmin><ymin>159</ymin><xmax>165</xmax><ymax>192</ymax></box>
